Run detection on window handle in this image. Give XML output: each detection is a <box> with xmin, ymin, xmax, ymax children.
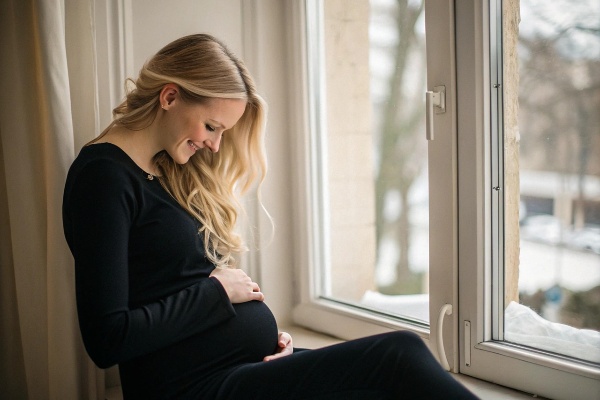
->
<box><xmin>425</xmin><ymin>85</ymin><xmax>446</xmax><ymax>140</ymax></box>
<box><xmin>436</xmin><ymin>303</ymin><xmax>453</xmax><ymax>371</ymax></box>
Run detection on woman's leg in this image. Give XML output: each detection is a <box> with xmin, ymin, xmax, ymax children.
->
<box><xmin>216</xmin><ymin>331</ymin><xmax>479</xmax><ymax>399</ymax></box>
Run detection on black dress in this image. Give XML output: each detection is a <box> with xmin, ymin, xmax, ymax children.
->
<box><xmin>63</xmin><ymin>143</ymin><xmax>478</xmax><ymax>399</ymax></box>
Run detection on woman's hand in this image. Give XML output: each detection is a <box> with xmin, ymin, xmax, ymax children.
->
<box><xmin>210</xmin><ymin>268</ymin><xmax>264</xmax><ymax>304</ymax></box>
<box><xmin>264</xmin><ymin>332</ymin><xmax>293</xmax><ymax>362</ymax></box>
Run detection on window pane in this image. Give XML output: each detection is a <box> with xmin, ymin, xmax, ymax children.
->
<box><xmin>504</xmin><ymin>0</ymin><xmax>600</xmax><ymax>364</ymax></box>
<box><xmin>319</xmin><ymin>0</ymin><xmax>429</xmax><ymax>324</ymax></box>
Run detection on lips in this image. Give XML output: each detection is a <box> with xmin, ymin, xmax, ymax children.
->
<box><xmin>188</xmin><ymin>140</ymin><xmax>200</xmax><ymax>151</ymax></box>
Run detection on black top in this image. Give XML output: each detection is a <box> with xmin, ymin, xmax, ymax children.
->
<box><xmin>62</xmin><ymin>143</ymin><xmax>278</xmax><ymax>398</ymax></box>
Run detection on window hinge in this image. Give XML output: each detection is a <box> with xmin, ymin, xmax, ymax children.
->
<box><xmin>464</xmin><ymin>320</ymin><xmax>471</xmax><ymax>367</ymax></box>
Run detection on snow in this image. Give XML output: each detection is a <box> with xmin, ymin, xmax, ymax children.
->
<box><xmin>360</xmin><ymin>293</ymin><xmax>600</xmax><ymax>363</ymax></box>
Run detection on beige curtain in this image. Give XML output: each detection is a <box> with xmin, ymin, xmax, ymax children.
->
<box><xmin>0</xmin><ymin>0</ymin><xmax>102</xmax><ymax>398</ymax></box>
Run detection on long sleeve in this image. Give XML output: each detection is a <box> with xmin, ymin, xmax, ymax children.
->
<box><xmin>63</xmin><ymin>155</ymin><xmax>236</xmax><ymax>368</ymax></box>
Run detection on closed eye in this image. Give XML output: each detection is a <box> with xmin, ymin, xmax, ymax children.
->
<box><xmin>205</xmin><ymin>124</ymin><xmax>216</xmax><ymax>132</ymax></box>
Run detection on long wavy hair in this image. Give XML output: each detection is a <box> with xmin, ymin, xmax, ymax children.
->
<box><xmin>91</xmin><ymin>34</ymin><xmax>267</xmax><ymax>268</ymax></box>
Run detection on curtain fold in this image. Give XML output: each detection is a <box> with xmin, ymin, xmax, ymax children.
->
<box><xmin>0</xmin><ymin>0</ymin><xmax>100</xmax><ymax>398</ymax></box>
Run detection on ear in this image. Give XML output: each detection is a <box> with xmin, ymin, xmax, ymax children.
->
<box><xmin>159</xmin><ymin>83</ymin><xmax>179</xmax><ymax>109</ymax></box>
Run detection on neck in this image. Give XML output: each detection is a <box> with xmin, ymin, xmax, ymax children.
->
<box><xmin>104</xmin><ymin>124</ymin><xmax>163</xmax><ymax>176</ymax></box>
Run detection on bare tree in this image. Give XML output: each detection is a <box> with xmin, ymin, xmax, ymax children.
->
<box><xmin>374</xmin><ymin>0</ymin><xmax>426</xmax><ymax>293</ymax></box>
<box><xmin>518</xmin><ymin>5</ymin><xmax>600</xmax><ymax>227</ymax></box>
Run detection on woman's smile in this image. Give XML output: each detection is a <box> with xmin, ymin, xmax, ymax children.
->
<box><xmin>188</xmin><ymin>140</ymin><xmax>200</xmax><ymax>152</ymax></box>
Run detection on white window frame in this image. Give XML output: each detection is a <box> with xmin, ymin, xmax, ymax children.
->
<box><xmin>457</xmin><ymin>1</ymin><xmax>600</xmax><ymax>399</ymax></box>
<box><xmin>289</xmin><ymin>0</ymin><xmax>421</xmax><ymax>341</ymax></box>
<box><xmin>288</xmin><ymin>0</ymin><xmax>456</xmax><ymax>357</ymax></box>
<box><xmin>288</xmin><ymin>1</ymin><xmax>599</xmax><ymax>398</ymax></box>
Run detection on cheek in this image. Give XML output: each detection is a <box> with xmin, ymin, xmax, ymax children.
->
<box><xmin>177</xmin><ymin>119</ymin><xmax>200</xmax><ymax>140</ymax></box>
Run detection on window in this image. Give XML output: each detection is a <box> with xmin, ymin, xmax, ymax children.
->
<box><xmin>501</xmin><ymin>0</ymin><xmax>600</xmax><ymax>364</ymax></box>
<box><xmin>290</xmin><ymin>0</ymin><xmax>600</xmax><ymax>398</ymax></box>
<box><xmin>292</xmin><ymin>0</ymin><xmax>445</xmax><ymax>340</ymax></box>
<box><xmin>458</xmin><ymin>0</ymin><xmax>599</xmax><ymax>398</ymax></box>
<box><xmin>318</xmin><ymin>0</ymin><xmax>431</xmax><ymax>322</ymax></box>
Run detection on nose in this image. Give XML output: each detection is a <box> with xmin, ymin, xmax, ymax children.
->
<box><xmin>205</xmin><ymin>134</ymin><xmax>222</xmax><ymax>153</ymax></box>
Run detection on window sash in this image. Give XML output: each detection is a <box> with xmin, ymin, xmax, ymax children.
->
<box><xmin>290</xmin><ymin>0</ymin><xmax>417</xmax><ymax>340</ymax></box>
<box><xmin>292</xmin><ymin>0</ymin><xmax>434</xmax><ymax>340</ymax></box>
<box><xmin>291</xmin><ymin>0</ymin><xmax>455</xmax><ymax>355</ymax></box>
<box><xmin>457</xmin><ymin>1</ymin><xmax>599</xmax><ymax>398</ymax></box>
<box><xmin>290</xmin><ymin>1</ymin><xmax>599</xmax><ymax>398</ymax></box>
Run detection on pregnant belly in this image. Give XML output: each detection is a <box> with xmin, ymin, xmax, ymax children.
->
<box><xmin>132</xmin><ymin>301</ymin><xmax>278</xmax><ymax>373</ymax></box>
<box><xmin>119</xmin><ymin>301</ymin><xmax>279</xmax><ymax>396</ymax></box>
<box><xmin>175</xmin><ymin>300</ymin><xmax>279</xmax><ymax>370</ymax></box>
<box><xmin>216</xmin><ymin>300</ymin><xmax>280</xmax><ymax>364</ymax></box>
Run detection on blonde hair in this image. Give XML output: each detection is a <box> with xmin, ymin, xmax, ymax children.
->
<box><xmin>92</xmin><ymin>34</ymin><xmax>267</xmax><ymax>268</ymax></box>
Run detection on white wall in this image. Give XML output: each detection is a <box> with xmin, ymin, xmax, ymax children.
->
<box><xmin>129</xmin><ymin>0</ymin><xmax>244</xmax><ymax>71</ymax></box>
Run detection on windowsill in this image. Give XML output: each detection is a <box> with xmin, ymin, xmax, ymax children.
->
<box><xmin>283</xmin><ymin>325</ymin><xmax>547</xmax><ymax>400</ymax></box>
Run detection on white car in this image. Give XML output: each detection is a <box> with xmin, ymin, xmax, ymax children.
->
<box><xmin>568</xmin><ymin>226</ymin><xmax>600</xmax><ymax>255</ymax></box>
<box><xmin>520</xmin><ymin>215</ymin><xmax>566</xmax><ymax>245</ymax></box>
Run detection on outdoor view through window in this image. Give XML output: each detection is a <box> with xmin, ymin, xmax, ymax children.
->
<box><xmin>369</xmin><ymin>0</ymin><xmax>429</xmax><ymax>321</ymax></box>
<box><xmin>320</xmin><ymin>0</ymin><xmax>429</xmax><ymax>323</ymax></box>
<box><xmin>318</xmin><ymin>0</ymin><xmax>599</xmax><ymax>346</ymax></box>
<box><xmin>503</xmin><ymin>0</ymin><xmax>600</xmax><ymax>364</ymax></box>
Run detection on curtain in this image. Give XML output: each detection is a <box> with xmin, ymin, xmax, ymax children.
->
<box><xmin>0</xmin><ymin>0</ymin><xmax>102</xmax><ymax>398</ymax></box>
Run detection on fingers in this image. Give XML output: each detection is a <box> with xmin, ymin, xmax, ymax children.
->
<box><xmin>250</xmin><ymin>290</ymin><xmax>265</xmax><ymax>302</ymax></box>
<box><xmin>246</xmin><ymin>278</ymin><xmax>264</xmax><ymax>301</ymax></box>
<box><xmin>263</xmin><ymin>345</ymin><xmax>293</xmax><ymax>361</ymax></box>
<box><xmin>263</xmin><ymin>332</ymin><xmax>293</xmax><ymax>362</ymax></box>
<box><xmin>210</xmin><ymin>268</ymin><xmax>264</xmax><ymax>303</ymax></box>
<box><xmin>278</xmin><ymin>331</ymin><xmax>292</xmax><ymax>348</ymax></box>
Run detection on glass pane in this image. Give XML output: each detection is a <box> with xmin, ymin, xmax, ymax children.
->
<box><xmin>503</xmin><ymin>0</ymin><xmax>600</xmax><ymax>363</ymax></box>
<box><xmin>319</xmin><ymin>0</ymin><xmax>429</xmax><ymax>324</ymax></box>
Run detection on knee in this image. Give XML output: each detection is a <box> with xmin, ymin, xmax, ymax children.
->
<box><xmin>385</xmin><ymin>330</ymin><xmax>424</xmax><ymax>345</ymax></box>
<box><xmin>380</xmin><ymin>331</ymin><xmax>430</xmax><ymax>356</ymax></box>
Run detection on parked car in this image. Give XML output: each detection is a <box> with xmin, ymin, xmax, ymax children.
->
<box><xmin>568</xmin><ymin>225</ymin><xmax>600</xmax><ymax>255</ymax></box>
<box><xmin>520</xmin><ymin>215</ymin><xmax>567</xmax><ymax>245</ymax></box>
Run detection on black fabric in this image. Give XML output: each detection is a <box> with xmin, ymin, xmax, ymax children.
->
<box><xmin>213</xmin><ymin>331</ymin><xmax>479</xmax><ymax>400</ymax></box>
<box><xmin>63</xmin><ymin>144</ymin><xmax>278</xmax><ymax>389</ymax></box>
<box><xmin>63</xmin><ymin>143</ymin><xmax>478</xmax><ymax>399</ymax></box>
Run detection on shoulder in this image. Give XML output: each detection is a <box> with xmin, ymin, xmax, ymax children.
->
<box><xmin>64</xmin><ymin>143</ymin><xmax>146</xmax><ymax>203</ymax></box>
<box><xmin>62</xmin><ymin>145</ymin><xmax>142</xmax><ymax>248</ymax></box>
<box><xmin>68</xmin><ymin>143</ymin><xmax>140</xmax><ymax>185</ymax></box>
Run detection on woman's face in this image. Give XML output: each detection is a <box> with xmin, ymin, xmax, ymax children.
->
<box><xmin>161</xmin><ymin>97</ymin><xmax>247</xmax><ymax>164</ymax></box>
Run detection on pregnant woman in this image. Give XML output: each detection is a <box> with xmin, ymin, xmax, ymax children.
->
<box><xmin>62</xmin><ymin>33</ymin><xmax>478</xmax><ymax>399</ymax></box>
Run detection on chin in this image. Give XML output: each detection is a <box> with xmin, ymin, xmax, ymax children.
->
<box><xmin>169</xmin><ymin>149</ymin><xmax>194</xmax><ymax>165</ymax></box>
<box><xmin>177</xmin><ymin>156</ymin><xmax>193</xmax><ymax>165</ymax></box>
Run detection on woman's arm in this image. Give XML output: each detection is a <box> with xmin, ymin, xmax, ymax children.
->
<box><xmin>64</xmin><ymin>159</ymin><xmax>236</xmax><ymax>368</ymax></box>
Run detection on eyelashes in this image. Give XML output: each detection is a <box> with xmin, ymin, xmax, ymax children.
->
<box><xmin>205</xmin><ymin>124</ymin><xmax>224</xmax><ymax>138</ymax></box>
